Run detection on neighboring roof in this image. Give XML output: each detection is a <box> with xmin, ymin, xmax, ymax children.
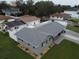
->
<box><xmin>15</xmin><ymin>28</ymin><xmax>48</xmax><ymax>48</ymax></box>
<box><xmin>15</xmin><ymin>22</ymin><xmax>64</xmax><ymax>48</ymax></box>
<box><xmin>66</xmin><ymin>8</ymin><xmax>78</xmax><ymax>11</ymax></box>
<box><xmin>5</xmin><ymin>20</ymin><xmax>25</xmax><ymax>28</ymax></box>
<box><xmin>50</xmin><ymin>13</ymin><xmax>70</xmax><ymax>17</ymax></box>
<box><xmin>0</xmin><ymin>15</ymin><xmax>13</xmax><ymax>20</ymax></box>
<box><xmin>19</xmin><ymin>15</ymin><xmax>40</xmax><ymax>22</ymax></box>
<box><xmin>35</xmin><ymin>22</ymin><xmax>64</xmax><ymax>37</ymax></box>
<box><xmin>2</xmin><ymin>8</ymin><xmax>20</xmax><ymax>12</ymax></box>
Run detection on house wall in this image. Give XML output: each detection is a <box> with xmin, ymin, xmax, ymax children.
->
<box><xmin>17</xmin><ymin>36</ymin><xmax>54</xmax><ymax>55</ymax></box>
<box><xmin>0</xmin><ymin>19</ymin><xmax>16</xmax><ymax>31</ymax></box>
<box><xmin>7</xmin><ymin>25</ymin><xmax>26</xmax><ymax>41</ymax></box>
<box><xmin>0</xmin><ymin>20</ymin><xmax>5</xmax><ymax>24</ymax></box>
<box><xmin>64</xmin><ymin>11</ymin><xmax>79</xmax><ymax>18</ymax></box>
<box><xmin>63</xmin><ymin>15</ymin><xmax>71</xmax><ymax>20</ymax></box>
<box><xmin>50</xmin><ymin>16</ymin><xmax>64</xmax><ymax>20</ymax></box>
<box><xmin>7</xmin><ymin>19</ymin><xmax>15</xmax><ymax>22</ymax></box>
<box><xmin>5</xmin><ymin>12</ymin><xmax>11</xmax><ymax>16</ymax></box>
<box><xmin>26</xmin><ymin>20</ymin><xmax>40</xmax><ymax>26</ymax></box>
<box><xmin>0</xmin><ymin>20</ymin><xmax>5</xmax><ymax>31</ymax></box>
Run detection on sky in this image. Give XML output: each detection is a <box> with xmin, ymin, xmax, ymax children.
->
<box><xmin>0</xmin><ymin>0</ymin><xmax>79</xmax><ymax>6</ymax></box>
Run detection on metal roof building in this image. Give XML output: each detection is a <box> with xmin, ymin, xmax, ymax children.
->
<box><xmin>15</xmin><ymin>28</ymin><xmax>48</xmax><ymax>48</ymax></box>
<box><xmin>15</xmin><ymin>22</ymin><xmax>64</xmax><ymax>48</ymax></box>
<box><xmin>35</xmin><ymin>22</ymin><xmax>64</xmax><ymax>37</ymax></box>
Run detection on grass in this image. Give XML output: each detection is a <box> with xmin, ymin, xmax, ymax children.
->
<box><xmin>42</xmin><ymin>40</ymin><xmax>79</xmax><ymax>59</ymax></box>
<box><xmin>69</xmin><ymin>18</ymin><xmax>79</xmax><ymax>23</ymax></box>
<box><xmin>0</xmin><ymin>32</ymin><xmax>34</xmax><ymax>59</ymax></box>
<box><xmin>0</xmin><ymin>32</ymin><xmax>79</xmax><ymax>59</ymax></box>
<box><xmin>67</xmin><ymin>26</ymin><xmax>79</xmax><ymax>33</ymax></box>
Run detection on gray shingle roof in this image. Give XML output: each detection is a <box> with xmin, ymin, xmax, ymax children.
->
<box><xmin>5</xmin><ymin>20</ymin><xmax>25</xmax><ymax>28</ymax></box>
<box><xmin>15</xmin><ymin>22</ymin><xmax>64</xmax><ymax>48</ymax></box>
<box><xmin>35</xmin><ymin>22</ymin><xmax>64</xmax><ymax>37</ymax></box>
<box><xmin>15</xmin><ymin>28</ymin><xmax>48</xmax><ymax>48</ymax></box>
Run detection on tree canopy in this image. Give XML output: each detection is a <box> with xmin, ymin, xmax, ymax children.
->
<box><xmin>0</xmin><ymin>0</ymin><xmax>72</xmax><ymax>17</ymax></box>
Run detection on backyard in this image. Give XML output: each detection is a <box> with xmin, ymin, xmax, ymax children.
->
<box><xmin>0</xmin><ymin>32</ymin><xmax>79</xmax><ymax>59</ymax></box>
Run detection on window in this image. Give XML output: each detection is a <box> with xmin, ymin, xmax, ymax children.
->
<box><xmin>41</xmin><ymin>42</ymin><xmax>43</xmax><ymax>47</ymax></box>
<box><xmin>57</xmin><ymin>33</ymin><xmax>61</xmax><ymax>36</ymax></box>
<box><xmin>18</xmin><ymin>38</ymin><xmax>23</xmax><ymax>42</ymax></box>
<box><xmin>33</xmin><ymin>46</ymin><xmax>35</xmax><ymax>48</ymax></box>
<box><xmin>48</xmin><ymin>36</ymin><xmax>54</xmax><ymax>41</ymax></box>
<box><xmin>62</xmin><ymin>30</ymin><xmax>66</xmax><ymax>33</ymax></box>
<box><xmin>15</xmin><ymin>27</ymin><xmax>19</xmax><ymax>29</ymax></box>
<box><xmin>46</xmin><ymin>40</ymin><xmax>48</xmax><ymax>44</ymax></box>
<box><xmin>34</xmin><ymin>22</ymin><xmax>35</xmax><ymax>25</ymax></box>
<box><xmin>49</xmin><ymin>38</ymin><xmax>51</xmax><ymax>41</ymax></box>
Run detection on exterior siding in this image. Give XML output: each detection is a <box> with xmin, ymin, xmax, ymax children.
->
<box><xmin>7</xmin><ymin>25</ymin><xmax>26</xmax><ymax>41</ymax></box>
<box><xmin>26</xmin><ymin>20</ymin><xmax>40</xmax><ymax>26</ymax></box>
<box><xmin>17</xmin><ymin>36</ymin><xmax>54</xmax><ymax>55</ymax></box>
<box><xmin>50</xmin><ymin>16</ymin><xmax>64</xmax><ymax>20</ymax></box>
<box><xmin>50</xmin><ymin>15</ymin><xmax>71</xmax><ymax>21</ymax></box>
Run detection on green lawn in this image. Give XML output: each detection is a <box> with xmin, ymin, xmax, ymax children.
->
<box><xmin>0</xmin><ymin>32</ymin><xmax>34</xmax><ymax>59</ymax></box>
<box><xmin>67</xmin><ymin>26</ymin><xmax>79</xmax><ymax>33</ymax></box>
<box><xmin>69</xmin><ymin>18</ymin><xmax>79</xmax><ymax>23</ymax></box>
<box><xmin>0</xmin><ymin>32</ymin><xmax>79</xmax><ymax>59</ymax></box>
<box><xmin>42</xmin><ymin>40</ymin><xmax>79</xmax><ymax>59</ymax></box>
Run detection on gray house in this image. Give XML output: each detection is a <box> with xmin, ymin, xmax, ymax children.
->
<box><xmin>50</xmin><ymin>13</ymin><xmax>71</xmax><ymax>21</ymax></box>
<box><xmin>2</xmin><ymin>8</ymin><xmax>22</xmax><ymax>16</ymax></box>
<box><xmin>15</xmin><ymin>22</ymin><xmax>65</xmax><ymax>57</ymax></box>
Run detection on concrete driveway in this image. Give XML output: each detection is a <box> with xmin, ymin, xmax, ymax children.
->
<box><xmin>63</xmin><ymin>29</ymin><xmax>79</xmax><ymax>44</ymax></box>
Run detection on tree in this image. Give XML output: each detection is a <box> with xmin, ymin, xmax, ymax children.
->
<box><xmin>27</xmin><ymin>0</ymin><xmax>34</xmax><ymax>6</ymax></box>
<box><xmin>0</xmin><ymin>1</ymin><xmax>11</xmax><ymax>15</ymax></box>
<box><xmin>35</xmin><ymin>1</ymin><xmax>54</xmax><ymax>17</ymax></box>
<box><xmin>0</xmin><ymin>1</ymin><xmax>10</xmax><ymax>9</ymax></box>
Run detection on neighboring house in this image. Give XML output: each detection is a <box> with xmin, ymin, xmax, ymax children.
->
<box><xmin>50</xmin><ymin>13</ymin><xmax>71</xmax><ymax>21</ymax></box>
<box><xmin>15</xmin><ymin>22</ymin><xmax>65</xmax><ymax>57</ymax></box>
<box><xmin>77</xmin><ymin>10</ymin><xmax>79</xmax><ymax>14</ymax></box>
<box><xmin>64</xmin><ymin>11</ymin><xmax>79</xmax><ymax>18</ymax></box>
<box><xmin>0</xmin><ymin>15</ymin><xmax>13</xmax><ymax>31</ymax></box>
<box><xmin>4</xmin><ymin>20</ymin><xmax>26</xmax><ymax>41</ymax></box>
<box><xmin>8</xmin><ymin>0</ymin><xmax>24</xmax><ymax>7</ymax></box>
<box><xmin>19</xmin><ymin>15</ymin><xmax>40</xmax><ymax>27</ymax></box>
<box><xmin>2</xmin><ymin>8</ymin><xmax>22</xmax><ymax>16</ymax></box>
